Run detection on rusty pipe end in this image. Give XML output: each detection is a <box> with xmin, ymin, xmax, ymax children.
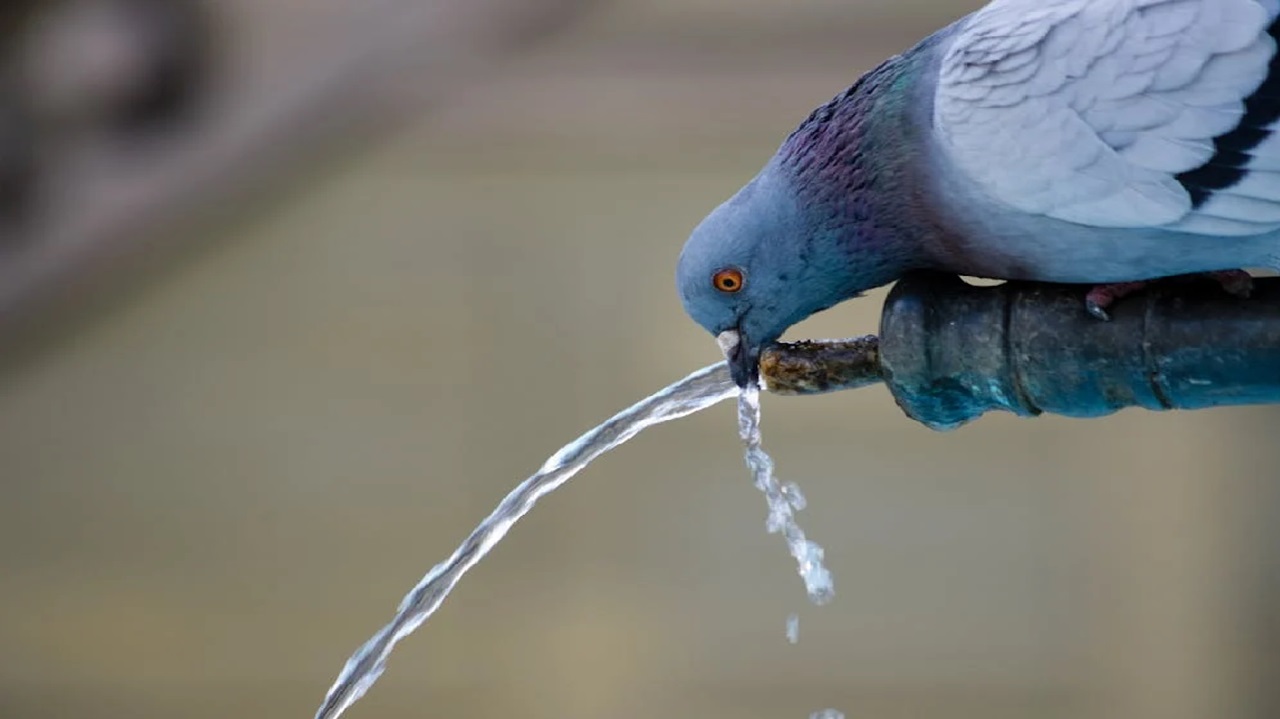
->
<box><xmin>759</xmin><ymin>336</ymin><xmax>881</xmax><ymax>396</ymax></box>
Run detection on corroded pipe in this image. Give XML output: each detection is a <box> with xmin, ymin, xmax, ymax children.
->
<box><xmin>759</xmin><ymin>336</ymin><xmax>880</xmax><ymax>395</ymax></box>
<box><xmin>760</xmin><ymin>272</ymin><xmax>1280</xmax><ymax>430</ymax></box>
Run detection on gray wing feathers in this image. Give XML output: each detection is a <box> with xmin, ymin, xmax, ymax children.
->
<box><xmin>933</xmin><ymin>0</ymin><xmax>1280</xmax><ymax>235</ymax></box>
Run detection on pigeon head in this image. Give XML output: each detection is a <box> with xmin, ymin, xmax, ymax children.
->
<box><xmin>677</xmin><ymin>57</ymin><xmax>930</xmax><ymax>387</ymax></box>
<box><xmin>677</xmin><ymin>163</ymin><xmax>853</xmax><ymax>387</ymax></box>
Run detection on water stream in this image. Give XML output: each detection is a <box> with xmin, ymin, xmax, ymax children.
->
<box><xmin>737</xmin><ymin>385</ymin><xmax>835</xmax><ymax>605</ymax></box>
<box><xmin>313</xmin><ymin>361</ymin><xmax>836</xmax><ymax>719</ymax></box>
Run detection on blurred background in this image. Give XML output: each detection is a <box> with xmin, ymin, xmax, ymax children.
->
<box><xmin>1</xmin><ymin>1</ymin><xmax>1278</xmax><ymax>718</ymax></box>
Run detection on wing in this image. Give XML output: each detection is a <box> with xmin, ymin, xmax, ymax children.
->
<box><xmin>933</xmin><ymin>0</ymin><xmax>1280</xmax><ymax>236</ymax></box>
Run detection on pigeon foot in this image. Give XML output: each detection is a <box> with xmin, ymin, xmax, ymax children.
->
<box><xmin>1084</xmin><ymin>270</ymin><xmax>1255</xmax><ymax>321</ymax></box>
<box><xmin>1084</xmin><ymin>281</ymin><xmax>1150</xmax><ymax>321</ymax></box>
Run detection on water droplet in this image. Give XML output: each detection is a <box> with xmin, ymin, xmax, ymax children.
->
<box><xmin>782</xmin><ymin>482</ymin><xmax>807</xmax><ymax>510</ymax></box>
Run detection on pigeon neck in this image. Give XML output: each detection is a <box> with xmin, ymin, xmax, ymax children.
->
<box><xmin>776</xmin><ymin>51</ymin><xmax>934</xmax><ymax>291</ymax></box>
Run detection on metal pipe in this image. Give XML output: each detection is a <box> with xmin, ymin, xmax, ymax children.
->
<box><xmin>760</xmin><ymin>272</ymin><xmax>1280</xmax><ymax>430</ymax></box>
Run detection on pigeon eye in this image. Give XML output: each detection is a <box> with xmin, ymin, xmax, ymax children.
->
<box><xmin>712</xmin><ymin>267</ymin><xmax>745</xmax><ymax>293</ymax></box>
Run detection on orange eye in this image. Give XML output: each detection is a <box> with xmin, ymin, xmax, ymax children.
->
<box><xmin>712</xmin><ymin>267</ymin><xmax>745</xmax><ymax>293</ymax></box>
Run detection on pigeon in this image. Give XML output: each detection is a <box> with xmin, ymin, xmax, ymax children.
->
<box><xmin>676</xmin><ymin>0</ymin><xmax>1280</xmax><ymax>387</ymax></box>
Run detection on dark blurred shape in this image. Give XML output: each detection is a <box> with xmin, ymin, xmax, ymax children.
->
<box><xmin>0</xmin><ymin>1</ymin><xmax>42</xmax><ymax>41</ymax></box>
<box><xmin>0</xmin><ymin>0</ymin><xmax>213</xmax><ymax>240</ymax></box>
<box><xmin>99</xmin><ymin>0</ymin><xmax>212</xmax><ymax>133</ymax></box>
<box><xmin>22</xmin><ymin>0</ymin><xmax>213</xmax><ymax>135</ymax></box>
<box><xmin>0</xmin><ymin>0</ymin><xmax>605</xmax><ymax>345</ymax></box>
<box><xmin>0</xmin><ymin>73</ymin><xmax>38</xmax><ymax>236</ymax></box>
<box><xmin>0</xmin><ymin>2</ymin><xmax>41</xmax><ymax>236</ymax></box>
<box><xmin>877</xmin><ymin>272</ymin><xmax>1280</xmax><ymax>429</ymax></box>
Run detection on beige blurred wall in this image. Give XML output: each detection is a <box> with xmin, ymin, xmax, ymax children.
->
<box><xmin>2</xmin><ymin>2</ymin><xmax>1278</xmax><ymax>719</ymax></box>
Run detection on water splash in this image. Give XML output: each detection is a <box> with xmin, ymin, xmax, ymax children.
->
<box><xmin>313</xmin><ymin>362</ymin><xmax>737</xmax><ymax>719</ymax></box>
<box><xmin>313</xmin><ymin>363</ymin><xmax>839</xmax><ymax>719</ymax></box>
<box><xmin>737</xmin><ymin>387</ymin><xmax>841</xmax><ymax>719</ymax></box>
<box><xmin>737</xmin><ymin>385</ymin><xmax>835</xmax><ymax>605</ymax></box>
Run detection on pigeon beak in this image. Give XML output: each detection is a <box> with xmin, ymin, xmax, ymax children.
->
<box><xmin>717</xmin><ymin>328</ymin><xmax>759</xmax><ymax>388</ymax></box>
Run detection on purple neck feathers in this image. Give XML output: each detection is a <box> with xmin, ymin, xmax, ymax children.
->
<box><xmin>773</xmin><ymin>51</ymin><xmax>939</xmax><ymax>286</ymax></box>
<box><xmin>778</xmin><ymin>53</ymin><xmax>916</xmax><ymax>220</ymax></box>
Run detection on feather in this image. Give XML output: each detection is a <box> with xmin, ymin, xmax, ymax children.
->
<box><xmin>933</xmin><ymin>0</ymin><xmax>1280</xmax><ymax>233</ymax></box>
